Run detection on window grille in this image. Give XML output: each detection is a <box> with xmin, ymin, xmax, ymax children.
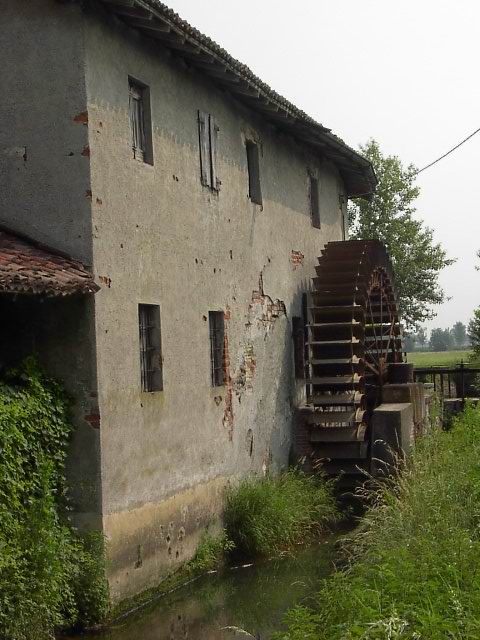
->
<box><xmin>129</xmin><ymin>79</ymin><xmax>153</xmax><ymax>164</ymax></box>
<box><xmin>309</xmin><ymin>176</ymin><xmax>320</xmax><ymax>228</ymax></box>
<box><xmin>246</xmin><ymin>140</ymin><xmax>262</xmax><ymax>205</ymax></box>
<box><xmin>198</xmin><ymin>111</ymin><xmax>220</xmax><ymax>190</ymax></box>
<box><xmin>209</xmin><ymin>311</ymin><xmax>225</xmax><ymax>387</ymax></box>
<box><xmin>139</xmin><ymin>304</ymin><xmax>163</xmax><ymax>392</ymax></box>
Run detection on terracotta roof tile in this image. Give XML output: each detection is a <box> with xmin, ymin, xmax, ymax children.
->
<box><xmin>98</xmin><ymin>0</ymin><xmax>376</xmax><ymax>197</ymax></box>
<box><xmin>0</xmin><ymin>229</ymin><xmax>99</xmax><ymax>296</ymax></box>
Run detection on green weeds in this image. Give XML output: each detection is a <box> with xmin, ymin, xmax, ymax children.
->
<box><xmin>224</xmin><ymin>469</ymin><xmax>338</xmax><ymax>557</ymax></box>
<box><xmin>187</xmin><ymin>529</ymin><xmax>235</xmax><ymax>573</ymax></box>
<box><xmin>0</xmin><ymin>358</ymin><xmax>109</xmax><ymax>640</ymax></box>
<box><xmin>276</xmin><ymin>404</ymin><xmax>480</xmax><ymax>640</ymax></box>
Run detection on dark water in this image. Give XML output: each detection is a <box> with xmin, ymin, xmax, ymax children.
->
<box><xmin>84</xmin><ymin>540</ymin><xmax>337</xmax><ymax>640</ymax></box>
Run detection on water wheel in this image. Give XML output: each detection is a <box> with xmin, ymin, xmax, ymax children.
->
<box><xmin>297</xmin><ymin>240</ymin><xmax>404</xmax><ymax>485</ymax></box>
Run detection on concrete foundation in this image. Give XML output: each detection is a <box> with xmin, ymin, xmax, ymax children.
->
<box><xmin>372</xmin><ymin>403</ymin><xmax>414</xmax><ymax>477</ymax></box>
<box><xmin>383</xmin><ymin>383</ymin><xmax>427</xmax><ymax>436</ymax></box>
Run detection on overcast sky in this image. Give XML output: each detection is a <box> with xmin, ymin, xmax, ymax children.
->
<box><xmin>170</xmin><ymin>0</ymin><xmax>479</xmax><ymax>332</ymax></box>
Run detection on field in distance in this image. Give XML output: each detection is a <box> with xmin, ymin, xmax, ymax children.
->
<box><xmin>406</xmin><ymin>350</ymin><xmax>472</xmax><ymax>368</ymax></box>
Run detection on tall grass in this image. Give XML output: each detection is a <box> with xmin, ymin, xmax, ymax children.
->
<box><xmin>276</xmin><ymin>405</ymin><xmax>480</xmax><ymax>640</ymax></box>
<box><xmin>224</xmin><ymin>469</ymin><xmax>338</xmax><ymax>557</ymax></box>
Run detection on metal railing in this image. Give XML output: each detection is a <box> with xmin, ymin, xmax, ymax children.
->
<box><xmin>413</xmin><ymin>363</ymin><xmax>480</xmax><ymax>403</ymax></box>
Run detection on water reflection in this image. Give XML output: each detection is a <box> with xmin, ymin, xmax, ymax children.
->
<box><xmin>87</xmin><ymin>541</ymin><xmax>335</xmax><ymax>640</ymax></box>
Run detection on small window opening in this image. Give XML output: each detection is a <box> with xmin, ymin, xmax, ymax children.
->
<box><xmin>246</xmin><ymin>140</ymin><xmax>262</xmax><ymax>205</ymax></box>
<box><xmin>139</xmin><ymin>304</ymin><xmax>163</xmax><ymax>392</ymax></box>
<box><xmin>309</xmin><ymin>175</ymin><xmax>320</xmax><ymax>228</ymax></box>
<box><xmin>198</xmin><ymin>111</ymin><xmax>220</xmax><ymax>190</ymax></box>
<box><xmin>129</xmin><ymin>78</ymin><xmax>153</xmax><ymax>164</ymax></box>
<box><xmin>209</xmin><ymin>311</ymin><xmax>225</xmax><ymax>386</ymax></box>
<box><xmin>292</xmin><ymin>316</ymin><xmax>305</xmax><ymax>379</ymax></box>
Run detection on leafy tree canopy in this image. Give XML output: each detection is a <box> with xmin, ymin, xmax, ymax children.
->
<box><xmin>429</xmin><ymin>327</ymin><xmax>453</xmax><ymax>352</ymax></box>
<box><xmin>416</xmin><ymin>327</ymin><xmax>428</xmax><ymax>348</ymax></box>
<box><xmin>349</xmin><ymin>140</ymin><xmax>454</xmax><ymax>330</ymax></box>
<box><xmin>452</xmin><ymin>321</ymin><xmax>468</xmax><ymax>348</ymax></box>
<box><xmin>468</xmin><ymin>309</ymin><xmax>480</xmax><ymax>356</ymax></box>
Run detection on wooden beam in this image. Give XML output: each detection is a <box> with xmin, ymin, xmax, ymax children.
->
<box><xmin>102</xmin><ymin>0</ymin><xmax>135</xmax><ymax>7</ymax></box>
<box><xmin>113</xmin><ymin>6</ymin><xmax>153</xmax><ymax>20</ymax></box>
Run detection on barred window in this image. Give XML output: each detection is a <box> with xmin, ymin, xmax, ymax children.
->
<box><xmin>129</xmin><ymin>79</ymin><xmax>153</xmax><ymax>164</ymax></box>
<box><xmin>209</xmin><ymin>311</ymin><xmax>225</xmax><ymax>387</ymax></box>
<box><xmin>139</xmin><ymin>304</ymin><xmax>163</xmax><ymax>392</ymax></box>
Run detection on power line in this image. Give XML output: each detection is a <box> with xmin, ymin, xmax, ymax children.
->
<box><xmin>414</xmin><ymin>126</ymin><xmax>480</xmax><ymax>175</ymax></box>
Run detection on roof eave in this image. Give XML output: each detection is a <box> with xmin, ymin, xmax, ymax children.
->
<box><xmin>96</xmin><ymin>0</ymin><xmax>377</xmax><ymax>197</ymax></box>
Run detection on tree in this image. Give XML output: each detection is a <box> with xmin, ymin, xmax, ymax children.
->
<box><xmin>349</xmin><ymin>140</ymin><xmax>454</xmax><ymax>330</ymax></box>
<box><xmin>429</xmin><ymin>328</ymin><xmax>453</xmax><ymax>352</ymax></box>
<box><xmin>404</xmin><ymin>334</ymin><xmax>416</xmax><ymax>352</ymax></box>
<box><xmin>415</xmin><ymin>327</ymin><xmax>428</xmax><ymax>349</ymax></box>
<box><xmin>468</xmin><ymin>309</ymin><xmax>480</xmax><ymax>355</ymax></box>
<box><xmin>452</xmin><ymin>321</ymin><xmax>467</xmax><ymax>348</ymax></box>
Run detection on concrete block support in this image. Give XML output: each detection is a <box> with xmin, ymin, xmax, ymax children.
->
<box><xmin>383</xmin><ymin>383</ymin><xmax>426</xmax><ymax>436</ymax></box>
<box><xmin>372</xmin><ymin>403</ymin><xmax>414</xmax><ymax>476</ymax></box>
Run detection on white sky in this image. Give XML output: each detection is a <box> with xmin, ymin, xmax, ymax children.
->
<box><xmin>170</xmin><ymin>0</ymin><xmax>480</xmax><ymax>332</ymax></box>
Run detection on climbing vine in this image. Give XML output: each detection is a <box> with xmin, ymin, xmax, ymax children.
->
<box><xmin>0</xmin><ymin>358</ymin><xmax>109</xmax><ymax>640</ymax></box>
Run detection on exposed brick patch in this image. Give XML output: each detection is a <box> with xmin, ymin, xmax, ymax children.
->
<box><xmin>99</xmin><ymin>275</ymin><xmax>112</xmax><ymax>288</ymax></box>
<box><xmin>81</xmin><ymin>145</ymin><xmax>90</xmax><ymax>157</ymax></box>
<box><xmin>234</xmin><ymin>343</ymin><xmax>256</xmax><ymax>394</ymax></box>
<box><xmin>222</xmin><ymin>323</ymin><xmax>234</xmax><ymax>440</ymax></box>
<box><xmin>291</xmin><ymin>250</ymin><xmax>304</xmax><ymax>269</ymax></box>
<box><xmin>248</xmin><ymin>273</ymin><xmax>286</xmax><ymax>329</ymax></box>
<box><xmin>73</xmin><ymin>111</ymin><xmax>89</xmax><ymax>125</ymax></box>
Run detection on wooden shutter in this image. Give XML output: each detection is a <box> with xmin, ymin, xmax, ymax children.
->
<box><xmin>198</xmin><ymin>110</ymin><xmax>210</xmax><ymax>187</ymax></box>
<box><xmin>129</xmin><ymin>82</ymin><xmax>146</xmax><ymax>161</ymax></box>
<box><xmin>310</xmin><ymin>176</ymin><xmax>320</xmax><ymax>228</ymax></box>
<box><xmin>209</xmin><ymin>115</ymin><xmax>220</xmax><ymax>191</ymax></box>
<box><xmin>246</xmin><ymin>141</ymin><xmax>262</xmax><ymax>205</ymax></box>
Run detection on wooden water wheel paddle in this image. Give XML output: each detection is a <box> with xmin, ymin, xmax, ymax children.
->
<box><xmin>299</xmin><ymin>240</ymin><xmax>404</xmax><ymax>485</ymax></box>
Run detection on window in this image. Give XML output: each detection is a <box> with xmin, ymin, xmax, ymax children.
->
<box><xmin>246</xmin><ymin>140</ymin><xmax>262</xmax><ymax>205</ymax></box>
<box><xmin>138</xmin><ymin>304</ymin><xmax>163</xmax><ymax>392</ymax></box>
<box><xmin>309</xmin><ymin>175</ymin><xmax>320</xmax><ymax>228</ymax></box>
<box><xmin>209</xmin><ymin>311</ymin><xmax>225</xmax><ymax>386</ymax></box>
<box><xmin>129</xmin><ymin>78</ymin><xmax>153</xmax><ymax>164</ymax></box>
<box><xmin>293</xmin><ymin>293</ymin><xmax>309</xmax><ymax>379</ymax></box>
<box><xmin>198</xmin><ymin>111</ymin><xmax>220</xmax><ymax>190</ymax></box>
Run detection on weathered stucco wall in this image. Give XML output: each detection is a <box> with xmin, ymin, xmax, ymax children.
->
<box><xmin>1</xmin><ymin>0</ymin><xmax>353</xmax><ymax>603</ymax></box>
<box><xmin>84</xmin><ymin>7</ymin><xmax>347</xmax><ymax>600</ymax></box>
<box><xmin>0</xmin><ymin>1</ymin><xmax>102</xmax><ymax>529</ymax></box>
<box><xmin>0</xmin><ymin>0</ymin><xmax>93</xmax><ymax>264</ymax></box>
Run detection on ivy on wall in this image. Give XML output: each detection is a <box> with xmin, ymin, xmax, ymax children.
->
<box><xmin>0</xmin><ymin>357</ymin><xmax>109</xmax><ymax>640</ymax></box>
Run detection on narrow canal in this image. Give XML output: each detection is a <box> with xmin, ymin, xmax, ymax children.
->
<box><xmin>81</xmin><ymin>538</ymin><xmax>338</xmax><ymax>640</ymax></box>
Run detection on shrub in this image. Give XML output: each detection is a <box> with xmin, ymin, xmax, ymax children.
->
<box><xmin>276</xmin><ymin>405</ymin><xmax>480</xmax><ymax>639</ymax></box>
<box><xmin>187</xmin><ymin>529</ymin><xmax>235</xmax><ymax>574</ymax></box>
<box><xmin>224</xmin><ymin>469</ymin><xmax>338</xmax><ymax>557</ymax></box>
<box><xmin>0</xmin><ymin>358</ymin><xmax>109</xmax><ymax>639</ymax></box>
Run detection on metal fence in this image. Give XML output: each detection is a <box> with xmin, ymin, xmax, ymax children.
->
<box><xmin>413</xmin><ymin>363</ymin><xmax>480</xmax><ymax>402</ymax></box>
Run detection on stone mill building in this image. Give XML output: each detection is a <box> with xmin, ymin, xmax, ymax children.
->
<box><xmin>0</xmin><ymin>0</ymin><xmax>376</xmax><ymax>600</ymax></box>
